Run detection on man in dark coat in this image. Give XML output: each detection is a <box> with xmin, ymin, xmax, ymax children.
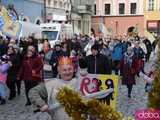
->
<box><xmin>49</xmin><ymin>44</ymin><xmax>65</xmax><ymax>78</ymax></box>
<box><xmin>84</xmin><ymin>44</ymin><xmax>112</xmax><ymax>74</ymax></box>
<box><xmin>143</xmin><ymin>38</ymin><xmax>152</xmax><ymax>61</ymax></box>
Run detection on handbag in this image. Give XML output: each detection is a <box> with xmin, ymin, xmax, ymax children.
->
<box><xmin>43</xmin><ymin>64</ymin><xmax>52</xmax><ymax>71</ymax></box>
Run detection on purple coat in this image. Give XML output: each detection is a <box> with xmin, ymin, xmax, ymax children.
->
<box><xmin>0</xmin><ymin>63</ymin><xmax>10</xmax><ymax>84</ymax></box>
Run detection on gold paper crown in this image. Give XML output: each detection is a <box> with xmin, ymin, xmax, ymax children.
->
<box><xmin>58</xmin><ymin>57</ymin><xmax>73</xmax><ymax>65</ymax></box>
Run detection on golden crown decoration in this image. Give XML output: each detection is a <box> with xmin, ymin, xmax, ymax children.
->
<box><xmin>58</xmin><ymin>56</ymin><xmax>73</xmax><ymax>66</ymax></box>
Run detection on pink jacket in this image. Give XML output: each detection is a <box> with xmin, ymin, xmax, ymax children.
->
<box><xmin>0</xmin><ymin>63</ymin><xmax>10</xmax><ymax>84</ymax></box>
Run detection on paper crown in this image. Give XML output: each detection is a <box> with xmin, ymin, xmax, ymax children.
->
<box><xmin>58</xmin><ymin>56</ymin><xmax>73</xmax><ymax>66</ymax></box>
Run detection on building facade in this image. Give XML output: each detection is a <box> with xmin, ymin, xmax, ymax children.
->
<box><xmin>1</xmin><ymin>0</ymin><xmax>44</xmax><ymax>24</ymax></box>
<box><xmin>92</xmin><ymin>0</ymin><xmax>144</xmax><ymax>37</ymax></box>
<box><xmin>45</xmin><ymin>0</ymin><xmax>71</xmax><ymax>22</ymax></box>
<box><xmin>144</xmin><ymin>0</ymin><xmax>160</xmax><ymax>35</ymax></box>
<box><xmin>71</xmin><ymin>0</ymin><xmax>95</xmax><ymax>35</ymax></box>
<box><xmin>1</xmin><ymin>0</ymin><xmax>94</xmax><ymax>35</ymax></box>
<box><xmin>1</xmin><ymin>0</ymin><xmax>71</xmax><ymax>24</ymax></box>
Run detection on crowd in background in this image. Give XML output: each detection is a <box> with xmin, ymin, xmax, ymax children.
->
<box><xmin>0</xmin><ymin>33</ymin><xmax>158</xmax><ymax>105</ymax></box>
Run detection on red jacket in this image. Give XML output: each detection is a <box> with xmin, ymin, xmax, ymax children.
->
<box><xmin>18</xmin><ymin>55</ymin><xmax>43</xmax><ymax>82</ymax></box>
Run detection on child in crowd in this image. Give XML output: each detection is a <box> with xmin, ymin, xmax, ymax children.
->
<box><xmin>0</xmin><ymin>55</ymin><xmax>10</xmax><ymax>105</ymax></box>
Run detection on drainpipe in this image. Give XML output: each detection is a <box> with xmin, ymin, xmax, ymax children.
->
<box><xmin>44</xmin><ymin>0</ymin><xmax>46</xmax><ymax>23</ymax></box>
<box><xmin>70</xmin><ymin>0</ymin><xmax>74</xmax><ymax>33</ymax></box>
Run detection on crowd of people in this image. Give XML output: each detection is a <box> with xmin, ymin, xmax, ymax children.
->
<box><xmin>0</xmin><ymin>33</ymin><xmax>158</xmax><ymax>117</ymax></box>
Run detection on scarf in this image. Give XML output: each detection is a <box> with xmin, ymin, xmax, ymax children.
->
<box><xmin>124</xmin><ymin>52</ymin><xmax>134</xmax><ymax>67</ymax></box>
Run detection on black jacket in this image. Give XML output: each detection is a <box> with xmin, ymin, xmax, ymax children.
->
<box><xmin>7</xmin><ymin>53</ymin><xmax>21</xmax><ymax>80</ymax></box>
<box><xmin>143</xmin><ymin>39</ymin><xmax>152</xmax><ymax>54</ymax></box>
<box><xmin>85</xmin><ymin>54</ymin><xmax>112</xmax><ymax>74</ymax></box>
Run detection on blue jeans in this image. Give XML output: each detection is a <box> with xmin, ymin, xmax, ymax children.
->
<box><xmin>0</xmin><ymin>83</ymin><xmax>6</xmax><ymax>99</ymax></box>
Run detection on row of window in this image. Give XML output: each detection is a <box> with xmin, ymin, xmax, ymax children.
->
<box><xmin>94</xmin><ymin>3</ymin><xmax>137</xmax><ymax>15</ymax></box>
<box><xmin>148</xmin><ymin>0</ymin><xmax>154</xmax><ymax>11</ymax></box>
<box><xmin>47</xmin><ymin>0</ymin><xmax>70</xmax><ymax>9</ymax></box>
<box><xmin>94</xmin><ymin>0</ymin><xmax>155</xmax><ymax>15</ymax></box>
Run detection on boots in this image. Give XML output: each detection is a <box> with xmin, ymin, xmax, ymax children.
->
<box><xmin>0</xmin><ymin>98</ymin><xmax>6</xmax><ymax>105</ymax></box>
<box><xmin>8</xmin><ymin>92</ymin><xmax>16</xmax><ymax>100</ymax></box>
<box><xmin>25</xmin><ymin>100</ymin><xmax>31</xmax><ymax>106</ymax></box>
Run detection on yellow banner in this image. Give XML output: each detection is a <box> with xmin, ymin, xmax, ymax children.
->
<box><xmin>0</xmin><ymin>6</ymin><xmax>21</xmax><ymax>38</ymax></box>
<box><xmin>79</xmin><ymin>74</ymin><xmax>119</xmax><ymax>109</ymax></box>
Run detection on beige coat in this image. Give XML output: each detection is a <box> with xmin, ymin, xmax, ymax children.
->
<box><xmin>30</xmin><ymin>78</ymin><xmax>78</xmax><ymax>120</ymax></box>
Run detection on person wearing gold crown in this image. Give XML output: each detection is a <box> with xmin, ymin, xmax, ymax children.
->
<box><xmin>29</xmin><ymin>56</ymin><xmax>113</xmax><ymax>120</ymax></box>
<box><xmin>29</xmin><ymin>56</ymin><xmax>78</xmax><ymax>120</ymax></box>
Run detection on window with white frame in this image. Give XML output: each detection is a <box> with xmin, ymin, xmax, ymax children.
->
<box><xmin>130</xmin><ymin>3</ymin><xmax>137</xmax><ymax>14</ymax></box>
<box><xmin>60</xmin><ymin>1</ymin><xmax>63</xmax><ymax>8</ymax></box>
<box><xmin>148</xmin><ymin>0</ymin><xmax>154</xmax><ymax>11</ymax></box>
<box><xmin>119</xmin><ymin>3</ymin><xmax>125</xmax><ymax>14</ymax></box>
<box><xmin>104</xmin><ymin>4</ymin><xmax>111</xmax><ymax>15</ymax></box>
<box><xmin>47</xmin><ymin>0</ymin><xmax>51</xmax><ymax>6</ymax></box>
<box><xmin>54</xmin><ymin>1</ymin><xmax>58</xmax><ymax>8</ymax></box>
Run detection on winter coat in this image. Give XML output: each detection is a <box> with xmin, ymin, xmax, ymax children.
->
<box><xmin>0</xmin><ymin>43</ymin><xmax>7</xmax><ymax>56</ymax></box>
<box><xmin>111</xmin><ymin>42</ymin><xmax>123</xmax><ymax>61</ymax></box>
<box><xmin>49</xmin><ymin>50</ymin><xmax>65</xmax><ymax>77</ymax></box>
<box><xmin>143</xmin><ymin>39</ymin><xmax>152</xmax><ymax>54</ymax></box>
<box><xmin>122</xmin><ymin>41</ymin><xmax>132</xmax><ymax>53</ymax></box>
<box><xmin>84</xmin><ymin>40</ymin><xmax>95</xmax><ymax>56</ymax></box>
<box><xmin>101</xmin><ymin>46</ymin><xmax>112</xmax><ymax>60</ymax></box>
<box><xmin>40</xmin><ymin>49</ymin><xmax>53</xmax><ymax>64</ymax></box>
<box><xmin>7</xmin><ymin>53</ymin><xmax>21</xmax><ymax>81</ymax></box>
<box><xmin>18</xmin><ymin>54</ymin><xmax>43</xmax><ymax>81</ymax></box>
<box><xmin>0</xmin><ymin>63</ymin><xmax>10</xmax><ymax>84</ymax></box>
<box><xmin>133</xmin><ymin>47</ymin><xmax>145</xmax><ymax>71</ymax></box>
<box><xmin>85</xmin><ymin>53</ymin><xmax>112</xmax><ymax>74</ymax></box>
<box><xmin>120</xmin><ymin>53</ymin><xmax>138</xmax><ymax>86</ymax></box>
<box><xmin>30</xmin><ymin>78</ymin><xmax>78</xmax><ymax>120</ymax></box>
<box><xmin>139</xmin><ymin>42</ymin><xmax>147</xmax><ymax>54</ymax></box>
<box><xmin>133</xmin><ymin>47</ymin><xmax>145</xmax><ymax>59</ymax></box>
<box><xmin>71</xmin><ymin>41</ymin><xmax>82</xmax><ymax>53</ymax></box>
<box><xmin>49</xmin><ymin>50</ymin><xmax>65</xmax><ymax>67</ymax></box>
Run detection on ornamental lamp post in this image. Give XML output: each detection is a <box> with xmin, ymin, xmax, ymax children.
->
<box><xmin>66</xmin><ymin>10</ymin><xmax>69</xmax><ymax>23</ymax></box>
<box><xmin>43</xmin><ymin>0</ymin><xmax>47</xmax><ymax>23</ymax></box>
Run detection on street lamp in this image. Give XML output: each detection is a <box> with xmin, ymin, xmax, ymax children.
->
<box><xmin>66</xmin><ymin>10</ymin><xmax>69</xmax><ymax>23</ymax></box>
<box><xmin>44</xmin><ymin>0</ymin><xmax>47</xmax><ymax>23</ymax></box>
<box><xmin>69</xmin><ymin>0</ymin><xmax>74</xmax><ymax>31</ymax></box>
<box><xmin>19</xmin><ymin>12</ymin><xmax>23</xmax><ymax>21</ymax></box>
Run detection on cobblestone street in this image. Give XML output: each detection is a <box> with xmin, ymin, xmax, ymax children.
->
<box><xmin>0</xmin><ymin>63</ymin><xmax>150</xmax><ymax>120</ymax></box>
